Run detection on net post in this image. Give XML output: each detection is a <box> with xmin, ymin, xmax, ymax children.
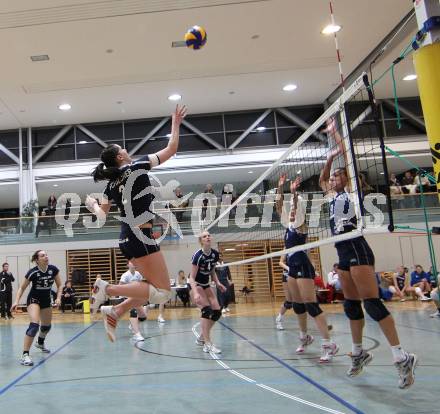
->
<box><xmin>363</xmin><ymin>74</ymin><xmax>395</xmax><ymax>232</ymax></box>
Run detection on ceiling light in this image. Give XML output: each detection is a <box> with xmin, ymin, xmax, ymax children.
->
<box><xmin>283</xmin><ymin>84</ymin><xmax>297</xmax><ymax>92</ymax></box>
<box><xmin>225</xmin><ymin>248</ymin><xmax>236</xmax><ymax>251</ymax></box>
<box><xmin>78</xmin><ymin>140</ymin><xmax>88</xmax><ymax>144</ymax></box>
<box><xmin>30</xmin><ymin>54</ymin><xmax>49</xmax><ymax>62</ymax></box>
<box><xmin>256</xmin><ymin>126</ymin><xmax>266</xmax><ymax>132</ymax></box>
<box><xmin>168</xmin><ymin>94</ymin><xmax>182</xmax><ymax>101</ymax></box>
<box><xmin>403</xmin><ymin>74</ymin><xmax>417</xmax><ymax>81</ymax></box>
<box><xmin>297</xmin><ymin>170</ymin><xmax>302</xmax><ymax>174</ymax></box>
<box><xmin>53</xmin><ymin>184</ymin><xmax>59</xmax><ymax>187</ymax></box>
<box><xmin>380</xmin><ymin>172</ymin><xmax>385</xmax><ymax>175</ymax></box>
<box><xmin>321</xmin><ymin>24</ymin><xmax>341</xmax><ymax>35</ymax></box>
<box><xmin>58</xmin><ymin>103</ymin><xmax>71</xmax><ymax>111</ymax></box>
<box><xmin>248</xmin><ymin>171</ymin><xmax>253</xmax><ymax>174</ymax></box>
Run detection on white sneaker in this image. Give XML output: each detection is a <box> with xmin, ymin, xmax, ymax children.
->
<box><xmin>195</xmin><ymin>337</ymin><xmax>205</xmax><ymax>346</ymax></box>
<box><xmin>20</xmin><ymin>354</ymin><xmax>33</xmax><ymax>366</ymax></box>
<box><xmin>203</xmin><ymin>343</ymin><xmax>221</xmax><ymax>354</ymax></box>
<box><xmin>430</xmin><ymin>310</ymin><xmax>440</xmax><ymax>318</ymax></box>
<box><xmin>296</xmin><ymin>334</ymin><xmax>314</xmax><ymax>354</ymax></box>
<box><xmin>275</xmin><ymin>315</ymin><xmax>284</xmax><ymax>330</ymax></box>
<box><xmin>101</xmin><ymin>305</ymin><xmax>118</xmax><ymax>342</ymax></box>
<box><xmin>225</xmin><ymin>307</ymin><xmax>230</xmax><ymax>313</ymax></box>
<box><xmin>319</xmin><ymin>342</ymin><xmax>339</xmax><ymax>363</ymax></box>
<box><xmin>221</xmin><ymin>308</ymin><xmax>227</xmax><ymax>314</ymax></box>
<box><xmin>128</xmin><ymin>323</ymin><xmax>133</xmax><ymax>334</ymax></box>
<box><xmin>35</xmin><ymin>343</ymin><xmax>51</xmax><ymax>353</ymax></box>
<box><xmin>90</xmin><ymin>278</ymin><xmax>109</xmax><ymax>313</ymax></box>
<box><xmin>420</xmin><ymin>296</ymin><xmax>432</xmax><ymax>301</ymax></box>
<box><xmin>132</xmin><ymin>332</ymin><xmax>144</xmax><ymax>342</ymax></box>
<box><xmin>157</xmin><ymin>315</ymin><xmax>165</xmax><ymax>323</ymax></box>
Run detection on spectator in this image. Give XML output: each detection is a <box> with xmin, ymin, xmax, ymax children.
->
<box><xmin>47</xmin><ymin>194</ymin><xmax>57</xmax><ymax>212</ymax></box>
<box><xmin>201</xmin><ymin>184</ymin><xmax>215</xmax><ymax>221</ymax></box>
<box><xmin>429</xmin><ymin>276</ymin><xmax>440</xmax><ymax>317</ymax></box>
<box><xmin>410</xmin><ymin>265</ymin><xmax>432</xmax><ymax>298</ymax></box>
<box><xmin>0</xmin><ymin>262</ymin><xmax>15</xmax><ymax>319</ymax></box>
<box><xmin>401</xmin><ymin>171</ymin><xmax>415</xmax><ymax>186</ymax></box>
<box><xmin>327</xmin><ymin>263</ymin><xmax>342</xmax><ymax>302</ymax></box>
<box><xmin>359</xmin><ymin>173</ymin><xmax>373</xmax><ymax>196</ymax></box>
<box><xmin>216</xmin><ymin>254</ymin><xmax>232</xmax><ymax>313</ymax></box>
<box><xmin>35</xmin><ymin>210</ymin><xmax>52</xmax><ymax>238</ymax></box>
<box><xmin>389</xmin><ymin>174</ymin><xmax>404</xmax><ymax>209</ymax></box>
<box><xmin>427</xmin><ymin>266</ymin><xmax>438</xmax><ymax>288</ymax></box>
<box><xmin>171</xmin><ymin>187</ymin><xmax>188</xmax><ymax>226</ymax></box>
<box><xmin>376</xmin><ymin>273</ymin><xmax>393</xmax><ymax>301</ymax></box>
<box><xmin>61</xmin><ymin>280</ymin><xmax>77</xmax><ymax>312</ymax></box>
<box><xmin>176</xmin><ymin>270</ymin><xmax>190</xmax><ymax>307</ymax></box>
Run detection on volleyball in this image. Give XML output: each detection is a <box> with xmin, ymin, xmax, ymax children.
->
<box><xmin>184</xmin><ymin>25</ymin><xmax>207</xmax><ymax>50</ymax></box>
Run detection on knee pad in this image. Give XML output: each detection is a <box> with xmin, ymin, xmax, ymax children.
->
<box><xmin>129</xmin><ymin>309</ymin><xmax>138</xmax><ymax>318</ymax></box>
<box><xmin>343</xmin><ymin>299</ymin><xmax>364</xmax><ymax>320</ymax></box>
<box><xmin>363</xmin><ymin>298</ymin><xmax>390</xmax><ymax>322</ymax></box>
<box><xmin>305</xmin><ymin>302</ymin><xmax>323</xmax><ymax>318</ymax></box>
<box><xmin>415</xmin><ymin>287</ymin><xmax>422</xmax><ymax>295</ymax></box>
<box><xmin>292</xmin><ymin>302</ymin><xmax>306</xmax><ymax>315</ymax></box>
<box><xmin>149</xmin><ymin>285</ymin><xmax>171</xmax><ymax>304</ymax></box>
<box><xmin>40</xmin><ymin>325</ymin><xmax>51</xmax><ymax>334</ymax></box>
<box><xmin>26</xmin><ymin>322</ymin><xmax>39</xmax><ymax>337</ymax></box>
<box><xmin>211</xmin><ymin>309</ymin><xmax>222</xmax><ymax>321</ymax></box>
<box><xmin>201</xmin><ymin>306</ymin><xmax>213</xmax><ymax>320</ymax></box>
<box><xmin>283</xmin><ymin>301</ymin><xmax>293</xmax><ymax>310</ymax></box>
<box><xmin>137</xmin><ymin>317</ymin><xmax>147</xmax><ymax>322</ymax></box>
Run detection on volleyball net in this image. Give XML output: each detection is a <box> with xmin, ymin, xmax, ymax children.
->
<box><xmin>204</xmin><ymin>73</ymin><xmax>393</xmax><ymax>268</ymax></box>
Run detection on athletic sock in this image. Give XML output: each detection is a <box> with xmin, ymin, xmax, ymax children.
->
<box><xmin>391</xmin><ymin>344</ymin><xmax>407</xmax><ymax>362</ymax></box>
<box><xmin>299</xmin><ymin>331</ymin><xmax>307</xmax><ymax>340</ymax></box>
<box><xmin>352</xmin><ymin>343</ymin><xmax>363</xmax><ymax>356</ymax></box>
<box><xmin>321</xmin><ymin>338</ymin><xmax>330</xmax><ymax>347</ymax></box>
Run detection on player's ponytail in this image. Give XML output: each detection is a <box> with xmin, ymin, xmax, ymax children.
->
<box><xmin>92</xmin><ymin>144</ymin><xmax>122</xmax><ymax>182</ymax></box>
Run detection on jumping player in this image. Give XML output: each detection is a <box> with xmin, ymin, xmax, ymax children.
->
<box><xmin>319</xmin><ymin>118</ymin><xmax>417</xmax><ymax>388</ymax></box>
<box><xmin>276</xmin><ymin>174</ymin><xmax>337</xmax><ymax>361</ymax></box>
<box><xmin>86</xmin><ymin>105</ymin><xmax>186</xmax><ymax>341</ymax></box>
<box><xmin>11</xmin><ymin>250</ymin><xmax>62</xmax><ymax>366</ymax></box>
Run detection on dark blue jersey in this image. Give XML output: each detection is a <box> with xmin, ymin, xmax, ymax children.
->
<box><xmin>191</xmin><ymin>248</ymin><xmax>220</xmax><ymax>286</ymax></box>
<box><xmin>25</xmin><ymin>264</ymin><xmax>59</xmax><ymax>293</ymax></box>
<box><xmin>329</xmin><ymin>191</ymin><xmax>357</xmax><ymax>236</ymax></box>
<box><xmin>103</xmin><ymin>155</ymin><xmax>155</xmax><ymax>232</ymax></box>
<box><xmin>395</xmin><ymin>273</ymin><xmax>406</xmax><ymax>290</ymax></box>
<box><xmin>284</xmin><ymin>227</ymin><xmax>308</xmax><ymax>264</ymax></box>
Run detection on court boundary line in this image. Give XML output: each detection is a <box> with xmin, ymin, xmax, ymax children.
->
<box><xmin>192</xmin><ymin>322</ymin><xmax>346</xmax><ymax>414</ymax></box>
<box><xmin>0</xmin><ymin>322</ymin><xmax>97</xmax><ymax>397</ymax></box>
<box><xmin>219</xmin><ymin>321</ymin><xmax>365</xmax><ymax>414</ymax></box>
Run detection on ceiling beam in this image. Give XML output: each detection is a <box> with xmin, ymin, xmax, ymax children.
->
<box><xmin>33</xmin><ymin>125</ymin><xmax>72</xmax><ymax>164</ymax></box>
<box><xmin>275</xmin><ymin>108</ymin><xmax>326</xmax><ymax>142</ymax></box>
<box><xmin>129</xmin><ymin>117</ymin><xmax>170</xmax><ymax>156</ymax></box>
<box><xmin>229</xmin><ymin>109</ymin><xmax>272</xmax><ymax>149</ymax></box>
<box><xmin>76</xmin><ymin>124</ymin><xmax>107</xmax><ymax>147</ymax></box>
<box><xmin>350</xmin><ymin>106</ymin><xmax>372</xmax><ymax>131</ymax></box>
<box><xmin>0</xmin><ymin>143</ymin><xmax>19</xmax><ymax>164</ymax></box>
<box><xmin>182</xmin><ymin>119</ymin><xmax>224</xmax><ymax>150</ymax></box>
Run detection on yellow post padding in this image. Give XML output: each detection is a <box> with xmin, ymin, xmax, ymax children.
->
<box><xmin>78</xmin><ymin>299</ymin><xmax>90</xmax><ymax>314</ymax></box>
<box><xmin>413</xmin><ymin>42</ymin><xmax>440</xmax><ymax>201</ymax></box>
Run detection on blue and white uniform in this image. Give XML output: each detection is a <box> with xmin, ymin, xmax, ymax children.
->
<box><xmin>283</xmin><ymin>193</ymin><xmax>315</xmax><ymax>279</ymax></box>
<box><xmin>330</xmin><ymin>191</ymin><xmax>374</xmax><ymax>271</ymax></box>
<box><xmin>103</xmin><ymin>155</ymin><xmax>160</xmax><ymax>260</ymax></box>
<box><xmin>25</xmin><ymin>265</ymin><xmax>59</xmax><ymax>309</ymax></box>
<box><xmin>190</xmin><ymin>248</ymin><xmax>220</xmax><ymax>289</ymax></box>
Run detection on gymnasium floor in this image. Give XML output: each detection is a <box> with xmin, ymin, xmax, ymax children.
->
<box><xmin>0</xmin><ymin>302</ymin><xmax>438</xmax><ymax>414</ymax></box>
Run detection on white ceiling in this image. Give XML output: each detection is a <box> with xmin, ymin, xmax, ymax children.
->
<box><xmin>0</xmin><ymin>0</ymin><xmax>417</xmax><ymax>130</ymax></box>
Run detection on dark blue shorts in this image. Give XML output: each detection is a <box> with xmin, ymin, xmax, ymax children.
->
<box><xmin>335</xmin><ymin>236</ymin><xmax>375</xmax><ymax>271</ymax></box>
<box><xmin>27</xmin><ymin>292</ymin><xmax>52</xmax><ymax>309</ymax></box>
<box><xmin>119</xmin><ymin>227</ymin><xmax>160</xmax><ymax>260</ymax></box>
<box><xmin>288</xmin><ymin>254</ymin><xmax>315</xmax><ymax>279</ymax></box>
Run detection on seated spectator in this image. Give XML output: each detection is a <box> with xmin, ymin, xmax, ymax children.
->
<box><xmin>327</xmin><ymin>263</ymin><xmax>342</xmax><ymax>302</ymax></box>
<box><xmin>390</xmin><ymin>265</ymin><xmax>430</xmax><ymax>301</ymax></box>
<box><xmin>314</xmin><ymin>273</ymin><xmax>332</xmax><ymax>304</ymax></box>
<box><xmin>411</xmin><ymin>265</ymin><xmax>432</xmax><ymax>296</ymax></box>
<box><xmin>389</xmin><ymin>174</ymin><xmax>404</xmax><ymax>209</ymax></box>
<box><xmin>401</xmin><ymin>171</ymin><xmax>415</xmax><ymax>187</ymax></box>
<box><xmin>176</xmin><ymin>270</ymin><xmax>190</xmax><ymax>307</ymax></box>
<box><xmin>376</xmin><ymin>273</ymin><xmax>393</xmax><ymax>301</ymax></box>
<box><xmin>427</xmin><ymin>266</ymin><xmax>438</xmax><ymax>288</ymax></box>
<box><xmin>61</xmin><ymin>280</ymin><xmax>77</xmax><ymax>312</ymax></box>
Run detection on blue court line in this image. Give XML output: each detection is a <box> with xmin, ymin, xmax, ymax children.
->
<box><xmin>0</xmin><ymin>322</ymin><xmax>97</xmax><ymax>397</ymax></box>
<box><xmin>220</xmin><ymin>321</ymin><xmax>365</xmax><ymax>414</ymax></box>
